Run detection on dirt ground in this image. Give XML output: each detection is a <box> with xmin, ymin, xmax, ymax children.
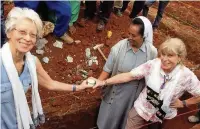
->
<box><xmin>3</xmin><ymin>1</ymin><xmax>200</xmax><ymax>129</ymax></box>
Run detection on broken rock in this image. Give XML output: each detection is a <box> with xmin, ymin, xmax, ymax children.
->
<box><xmin>36</xmin><ymin>38</ymin><xmax>48</xmax><ymax>50</ymax></box>
<box><xmin>42</xmin><ymin>57</ymin><xmax>49</xmax><ymax>64</ymax></box>
<box><xmin>36</xmin><ymin>49</ymin><xmax>44</xmax><ymax>55</ymax></box>
<box><xmin>53</xmin><ymin>40</ymin><xmax>63</xmax><ymax>49</ymax></box>
<box><xmin>75</xmin><ymin>40</ymin><xmax>81</xmax><ymax>44</ymax></box>
<box><xmin>66</xmin><ymin>55</ymin><xmax>73</xmax><ymax>63</ymax></box>
<box><xmin>85</xmin><ymin>48</ymin><xmax>91</xmax><ymax>59</ymax></box>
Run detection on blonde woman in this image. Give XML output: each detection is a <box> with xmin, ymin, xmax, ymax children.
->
<box><xmin>91</xmin><ymin>38</ymin><xmax>200</xmax><ymax>128</ymax></box>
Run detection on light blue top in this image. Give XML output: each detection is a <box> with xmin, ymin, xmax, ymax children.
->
<box><xmin>1</xmin><ymin>59</ymin><xmax>32</xmax><ymax>129</ymax></box>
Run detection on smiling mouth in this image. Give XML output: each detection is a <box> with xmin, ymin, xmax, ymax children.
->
<box><xmin>20</xmin><ymin>42</ymin><xmax>31</xmax><ymax>46</ymax></box>
<box><xmin>162</xmin><ymin>63</ymin><xmax>170</xmax><ymax>67</ymax></box>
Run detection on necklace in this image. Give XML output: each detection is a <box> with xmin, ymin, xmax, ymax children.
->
<box><xmin>160</xmin><ymin>75</ymin><xmax>172</xmax><ymax>90</ymax></box>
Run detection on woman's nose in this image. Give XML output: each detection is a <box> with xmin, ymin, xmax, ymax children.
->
<box><xmin>24</xmin><ymin>34</ymin><xmax>31</xmax><ymax>41</ymax></box>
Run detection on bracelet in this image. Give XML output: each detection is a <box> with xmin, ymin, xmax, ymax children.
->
<box><xmin>182</xmin><ymin>100</ymin><xmax>187</xmax><ymax>108</ymax></box>
<box><xmin>72</xmin><ymin>84</ymin><xmax>76</xmax><ymax>92</ymax></box>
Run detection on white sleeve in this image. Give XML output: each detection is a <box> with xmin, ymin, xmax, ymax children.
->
<box><xmin>130</xmin><ymin>59</ymin><xmax>154</xmax><ymax>80</ymax></box>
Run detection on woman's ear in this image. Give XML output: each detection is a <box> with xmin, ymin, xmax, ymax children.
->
<box><xmin>6</xmin><ymin>31</ymin><xmax>11</xmax><ymax>39</ymax></box>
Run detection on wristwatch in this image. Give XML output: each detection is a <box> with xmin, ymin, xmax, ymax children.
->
<box><xmin>72</xmin><ymin>84</ymin><xmax>76</xmax><ymax>92</ymax></box>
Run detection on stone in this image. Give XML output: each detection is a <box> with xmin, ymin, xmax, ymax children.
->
<box><xmin>88</xmin><ymin>60</ymin><xmax>93</xmax><ymax>66</ymax></box>
<box><xmin>88</xmin><ymin>56</ymin><xmax>98</xmax><ymax>66</ymax></box>
<box><xmin>42</xmin><ymin>57</ymin><xmax>49</xmax><ymax>64</ymax></box>
<box><xmin>36</xmin><ymin>49</ymin><xmax>44</xmax><ymax>55</ymax></box>
<box><xmin>79</xmin><ymin>69</ymin><xmax>88</xmax><ymax>75</ymax></box>
<box><xmin>75</xmin><ymin>40</ymin><xmax>81</xmax><ymax>44</ymax></box>
<box><xmin>85</xmin><ymin>48</ymin><xmax>91</xmax><ymax>59</ymax></box>
<box><xmin>93</xmin><ymin>60</ymin><xmax>98</xmax><ymax>65</ymax></box>
<box><xmin>66</xmin><ymin>55</ymin><xmax>73</xmax><ymax>63</ymax></box>
<box><xmin>81</xmin><ymin>74</ymin><xmax>88</xmax><ymax>79</ymax></box>
<box><xmin>36</xmin><ymin>38</ymin><xmax>48</xmax><ymax>50</ymax></box>
<box><xmin>90</xmin><ymin>56</ymin><xmax>97</xmax><ymax>60</ymax></box>
<box><xmin>53</xmin><ymin>40</ymin><xmax>63</xmax><ymax>49</ymax></box>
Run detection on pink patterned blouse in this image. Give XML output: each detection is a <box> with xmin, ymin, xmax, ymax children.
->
<box><xmin>130</xmin><ymin>58</ymin><xmax>200</xmax><ymax>122</ymax></box>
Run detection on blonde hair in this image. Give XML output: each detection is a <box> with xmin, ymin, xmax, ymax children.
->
<box><xmin>5</xmin><ymin>7</ymin><xmax>43</xmax><ymax>38</ymax></box>
<box><xmin>159</xmin><ymin>38</ymin><xmax>187</xmax><ymax>60</ymax></box>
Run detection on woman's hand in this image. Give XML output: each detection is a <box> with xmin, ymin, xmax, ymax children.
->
<box><xmin>79</xmin><ymin>80</ymin><xmax>92</xmax><ymax>90</ymax></box>
<box><xmin>170</xmin><ymin>99</ymin><xmax>184</xmax><ymax>108</ymax></box>
<box><xmin>92</xmin><ymin>77</ymin><xmax>105</xmax><ymax>89</ymax></box>
<box><xmin>86</xmin><ymin>77</ymin><xmax>105</xmax><ymax>89</ymax></box>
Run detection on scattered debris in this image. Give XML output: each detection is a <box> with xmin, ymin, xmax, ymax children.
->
<box><xmin>79</xmin><ymin>69</ymin><xmax>88</xmax><ymax>75</ymax></box>
<box><xmin>93</xmin><ymin>60</ymin><xmax>98</xmax><ymax>65</ymax></box>
<box><xmin>85</xmin><ymin>48</ymin><xmax>91</xmax><ymax>59</ymax></box>
<box><xmin>36</xmin><ymin>49</ymin><xmax>44</xmax><ymax>55</ymax></box>
<box><xmin>53</xmin><ymin>40</ymin><xmax>63</xmax><ymax>49</ymax></box>
<box><xmin>88</xmin><ymin>56</ymin><xmax>98</xmax><ymax>66</ymax></box>
<box><xmin>75</xmin><ymin>40</ymin><xmax>81</xmax><ymax>44</ymax></box>
<box><xmin>90</xmin><ymin>56</ymin><xmax>97</xmax><ymax>60</ymax></box>
<box><xmin>85</xmin><ymin>47</ymin><xmax>99</xmax><ymax>66</ymax></box>
<box><xmin>36</xmin><ymin>38</ymin><xmax>48</xmax><ymax>50</ymax></box>
<box><xmin>42</xmin><ymin>57</ymin><xmax>49</xmax><ymax>64</ymax></box>
<box><xmin>79</xmin><ymin>69</ymin><xmax>88</xmax><ymax>79</ymax></box>
<box><xmin>88</xmin><ymin>60</ymin><xmax>93</xmax><ymax>66</ymax></box>
<box><xmin>81</xmin><ymin>74</ymin><xmax>87</xmax><ymax>79</ymax></box>
<box><xmin>66</xmin><ymin>55</ymin><xmax>73</xmax><ymax>63</ymax></box>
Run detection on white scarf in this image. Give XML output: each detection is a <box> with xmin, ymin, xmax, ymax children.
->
<box><xmin>137</xmin><ymin>16</ymin><xmax>153</xmax><ymax>44</ymax></box>
<box><xmin>146</xmin><ymin>59</ymin><xmax>181</xmax><ymax>117</ymax></box>
<box><xmin>1</xmin><ymin>43</ymin><xmax>44</xmax><ymax>129</ymax></box>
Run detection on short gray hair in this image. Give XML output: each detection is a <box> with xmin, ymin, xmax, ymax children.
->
<box><xmin>5</xmin><ymin>7</ymin><xmax>43</xmax><ymax>38</ymax></box>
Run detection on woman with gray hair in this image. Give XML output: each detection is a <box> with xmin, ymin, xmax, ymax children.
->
<box><xmin>1</xmin><ymin>7</ymin><xmax>90</xmax><ymax>129</ymax></box>
<box><xmin>91</xmin><ymin>38</ymin><xmax>200</xmax><ymax>128</ymax></box>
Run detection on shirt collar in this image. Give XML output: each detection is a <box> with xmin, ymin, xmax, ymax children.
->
<box><xmin>127</xmin><ymin>40</ymin><xmax>146</xmax><ymax>52</ymax></box>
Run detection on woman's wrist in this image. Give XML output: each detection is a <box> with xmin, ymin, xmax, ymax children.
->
<box><xmin>75</xmin><ymin>85</ymin><xmax>85</xmax><ymax>91</ymax></box>
<box><xmin>102</xmin><ymin>80</ymin><xmax>108</xmax><ymax>87</ymax></box>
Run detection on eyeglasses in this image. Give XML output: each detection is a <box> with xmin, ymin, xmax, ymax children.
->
<box><xmin>14</xmin><ymin>28</ymin><xmax>37</xmax><ymax>39</ymax></box>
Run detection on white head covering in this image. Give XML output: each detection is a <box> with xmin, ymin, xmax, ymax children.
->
<box><xmin>135</xmin><ymin>16</ymin><xmax>153</xmax><ymax>44</ymax></box>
